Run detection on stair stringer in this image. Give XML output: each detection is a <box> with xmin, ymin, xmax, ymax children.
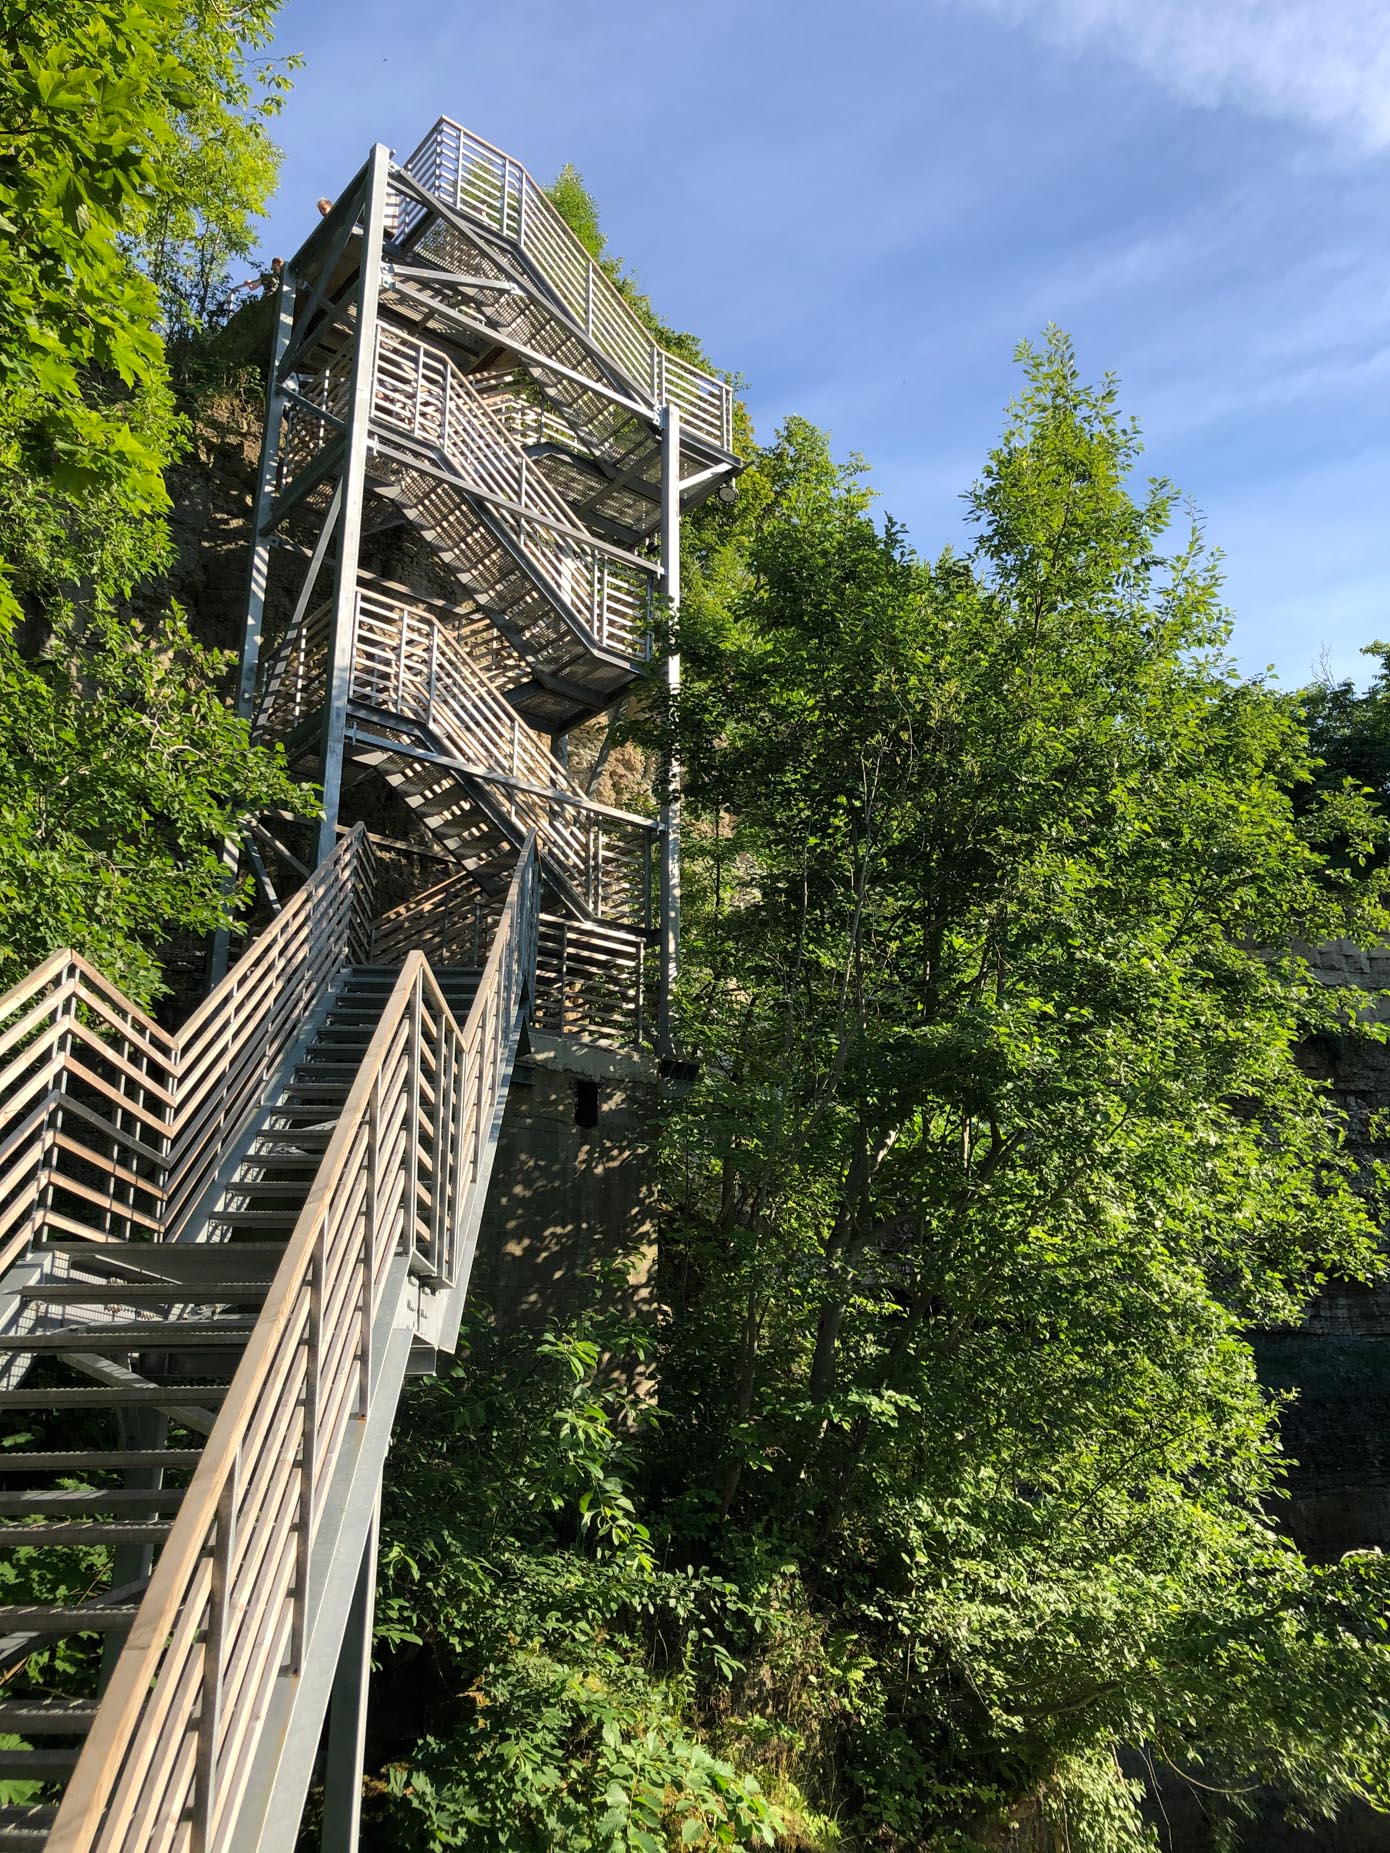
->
<box><xmin>224</xmin><ymin>952</ymin><xmax>529</xmax><ymax>1849</ymax></box>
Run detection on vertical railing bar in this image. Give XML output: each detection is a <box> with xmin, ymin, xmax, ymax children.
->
<box><xmin>293</xmin><ymin>1248</ymin><xmax>323</xmax><ymax>1673</ymax></box>
<box><xmin>191</xmin><ymin>1451</ymin><xmax>239</xmax><ymax>1852</ymax></box>
<box><xmin>362</xmin><ymin>1081</ymin><xmax>378</xmax><ymax>1414</ymax></box>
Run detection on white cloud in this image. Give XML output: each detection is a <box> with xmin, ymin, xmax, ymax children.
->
<box><xmin>962</xmin><ymin>0</ymin><xmax>1390</xmax><ymax>151</ymax></box>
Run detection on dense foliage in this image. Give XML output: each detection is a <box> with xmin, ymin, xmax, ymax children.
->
<box><xmin>0</xmin><ymin>0</ymin><xmax>303</xmax><ymax>1005</ymax></box>
<box><xmin>372</xmin><ymin>328</ymin><xmax>1390</xmax><ymax>1851</ymax></box>
<box><xmin>1298</xmin><ymin>644</ymin><xmax>1390</xmax><ymax>821</ymax></box>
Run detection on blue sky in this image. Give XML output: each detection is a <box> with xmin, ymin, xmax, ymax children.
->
<box><xmin>258</xmin><ymin>0</ymin><xmax>1390</xmax><ymax>688</ymax></box>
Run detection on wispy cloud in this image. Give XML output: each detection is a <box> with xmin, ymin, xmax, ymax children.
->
<box><xmin>960</xmin><ymin>0</ymin><xmax>1390</xmax><ymax>151</ymax></box>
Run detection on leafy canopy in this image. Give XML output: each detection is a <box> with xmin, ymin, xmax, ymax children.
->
<box><xmin>0</xmin><ymin>0</ymin><xmax>305</xmax><ymax>1004</ymax></box>
<box><xmin>372</xmin><ymin>329</ymin><xmax>1390</xmax><ymax>1851</ymax></box>
<box><xmin>0</xmin><ymin>0</ymin><xmax>289</xmax><ymax>578</ymax></box>
<box><xmin>646</xmin><ymin>332</ymin><xmax>1390</xmax><ymax>1848</ymax></box>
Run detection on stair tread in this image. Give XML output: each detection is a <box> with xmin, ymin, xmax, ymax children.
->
<box><xmin>0</xmin><ymin>1451</ymin><xmax>200</xmax><ymax>1471</ymax></box>
<box><xmin>42</xmin><ymin>1241</ymin><xmax>289</xmax><ymax>1261</ymax></box>
<box><xmin>22</xmin><ymin>1281</ymin><xmax>269</xmax><ymax>1304</ymax></box>
<box><xmin>0</xmin><ymin>1521</ymin><xmax>173</xmax><ymax>1545</ymax></box>
<box><xmin>206</xmin><ymin>1208</ymin><xmax>302</xmax><ymax>1223</ymax></box>
<box><xmin>3</xmin><ymin>1321</ymin><xmax>255</xmax><ymax>1350</ymax></box>
<box><xmin>0</xmin><ymin>1700</ymin><xmax>98</xmax><ymax>1728</ymax></box>
<box><xmin>0</xmin><ymin>1386</ymin><xmax>229</xmax><ymax>1408</ymax></box>
<box><xmin>0</xmin><ymin>1805</ymin><xmax>58</xmax><ymax>1848</ymax></box>
<box><xmin>0</xmin><ymin>1748</ymin><xmax>78</xmax><ymax>1771</ymax></box>
<box><xmin>0</xmin><ymin>1488</ymin><xmax>185</xmax><ymax>1513</ymax></box>
<box><xmin>0</xmin><ymin>1606</ymin><xmax>139</xmax><ymax>1629</ymax></box>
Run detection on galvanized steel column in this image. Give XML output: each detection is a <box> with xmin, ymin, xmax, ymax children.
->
<box><xmin>657</xmin><ymin>403</ymin><xmax>681</xmax><ymax>1057</ymax></box>
<box><xmin>316</xmin><ymin>143</ymin><xmax>392</xmax><ymax>866</ymax></box>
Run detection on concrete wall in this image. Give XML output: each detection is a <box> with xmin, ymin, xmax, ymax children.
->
<box><xmin>470</xmin><ymin>1032</ymin><xmax>661</xmax><ymax>1331</ymax></box>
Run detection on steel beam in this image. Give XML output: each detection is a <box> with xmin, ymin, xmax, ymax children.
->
<box><xmin>316</xmin><ymin>143</ymin><xmax>391</xmax><ymax>866</ymax></box>
<box><xmin>657</xmin><ymin>403</ymin><xmax>681</xmax><ymax>1058</ymax></box>
<box><xmin>211</xmin><ymin>266</ymin><xmax>301</xmax><ymax>985</ymax></box>
<box><xmin>318</xmin><ymin>1499</ymin><xmax>380</xmax><ymax>1853</ymax></box>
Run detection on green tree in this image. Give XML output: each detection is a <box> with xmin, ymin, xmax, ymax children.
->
<box><xmin>0</xmin><ymin>607</ymin><xmax>301</xmax><ymax>1008</ymax></box>
<box><xmin>545</xmin><ymin>162</ymin><xmax>754</xmax><ymax>457</ymax></box>
<box><xmin>372</xmin><ymin>1301</ymin><xmax>781</xmax><ymax>1852</ymax></box>
<box><xmin>1298</xmin><ymin>643</ymin><xmax>1390</xmax><ymax>816</ymax></box>
<box><xmin>0</xmin><ymin>0</ymin><xmax>306</xmax><ymax>1003</ymax></box>
<box><xmin>644</xmin><ymin>331</ymin><xmax>1390</xmax><ymax>1847</ymax></box>
<box><xmin>0</xmin><ymin>0</ymin><xmax>289</xmax><ymax>598</ymax></box>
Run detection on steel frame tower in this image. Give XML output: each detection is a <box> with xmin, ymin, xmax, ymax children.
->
<box><xmin>231</xmin><ymin>121</ymin><xmax>738</xmax><ymax>1052</ymax></box>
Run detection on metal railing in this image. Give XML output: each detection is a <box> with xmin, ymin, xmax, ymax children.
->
<box><xmin>352</xmin><ymin>585</ymin><xmax>655</xmax><ymax>928</ymax></box>
<box><xmin>389</xmin><ymin>116</ymin><xmax>733</xmax><ymax>452</ymax></box>
<box><xmin>533</xmin><ymin>911</ymin><xmax>647</xmax><ymax>1048</ymax></box>
<box><xmin>163</xmin><ymin>829</ymin><xmax>373</xmax><ymax>1239</ymax></box>
<box><xmin>0</xmin><ymin>829</ymin><xmax>375</xmax><ymax>1278</ymax></box>
<box><xmin>373</xmin><ymin>867</ymin><xmax>501</xmax><ymax>971</ymax></box>
<box><xmin>374</xmin><ymin>866</ymin><xmax>646</xmax><ymax>1048</ymax></box>
<box><xmin>371</xmin><ymin>322</ymin><xmax>655</xmax><ymax>660</ymax></box>
<box><xmin>257</xmin><ymin>586</ymin><xmax>657</xmax><ymax>931</ymax></box>
<box><xmin>47</xmin><ymin>841</ymin><xmax>539</xmax><ymax>1853</ymax></box>
<box><xmin>0</xmin><ymin>954</ymin><xmax>175</xmax><ymax>1277</ymax></box>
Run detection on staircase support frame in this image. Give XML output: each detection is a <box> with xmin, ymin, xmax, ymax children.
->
<box><xmin>657</xmin><ymin>402</ymin><xmax>681</xmax><ymax>1058</ymax></box>
<box><xmin>318</xmin><ymin>144</ymin><xmax>392</xmax><ymax>866</ymax></box>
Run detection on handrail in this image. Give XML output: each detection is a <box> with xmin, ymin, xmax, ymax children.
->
<box><xmin>371</xmin><ymin>322</ymin><xmax>655</xmax><ymax>661</ymax></box>
<box><xmin>256</xmin><ymin>585</ymin><xmax>656</xmax><ymax>930</ymax></box>
<box><xmin>0</xmin><ymin>828</ymin><xmax>375</xmax><ymax>1273</ymax></box>
<box><xmin>47</xmin><ymin>839</ymin><xmax>538</xmax><ymax>1853</ymax></box>
<box><xmin>374</xmin><ymin>865</ymin><xmax>646</xmax><ymax>1048</ymax></box>
<box><xmin>389</xmin><ymin>116</ymin><xmax>733</xmax><ymax>453</ymax></box>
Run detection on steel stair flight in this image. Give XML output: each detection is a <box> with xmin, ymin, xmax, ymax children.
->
<box><xmin>0</xmin><ymin>828</ymin><xmax>537</xmax><ymax>1850</ymax></box>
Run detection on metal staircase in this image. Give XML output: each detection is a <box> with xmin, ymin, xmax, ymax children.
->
<box><xmin>0</xmin><ymin>829</ymin><xmax>536</xmax><ymax>1848</ymax></box>
<box><xmin>0</xmin><ymin>116</ymin><xmax>736</xmax><ymax>1851</ymax></box>
<box><xmin>258</xmin><ymin>582</ymin><xmax>656</xmax><ymax>927</ymax></box>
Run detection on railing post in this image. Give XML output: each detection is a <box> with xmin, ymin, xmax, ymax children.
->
<box><xmin>212</xmin><ymin>255</ymin><xmax>301</xmax><ymax>984</ymax></box>
<box><xmin>33</xmin><ymin>971</ymin><xmax>76</xmax><ymax>1248</ymax></box>
<box><xmin>293</xmin><ymin>1244</ymin><xmax>324</xmax><ymax>1673</ymax></box>
<box><xmin>192</xmin><ymin>1452</ymin><xmax>239</xmax><ymax>1852</ymax></box>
